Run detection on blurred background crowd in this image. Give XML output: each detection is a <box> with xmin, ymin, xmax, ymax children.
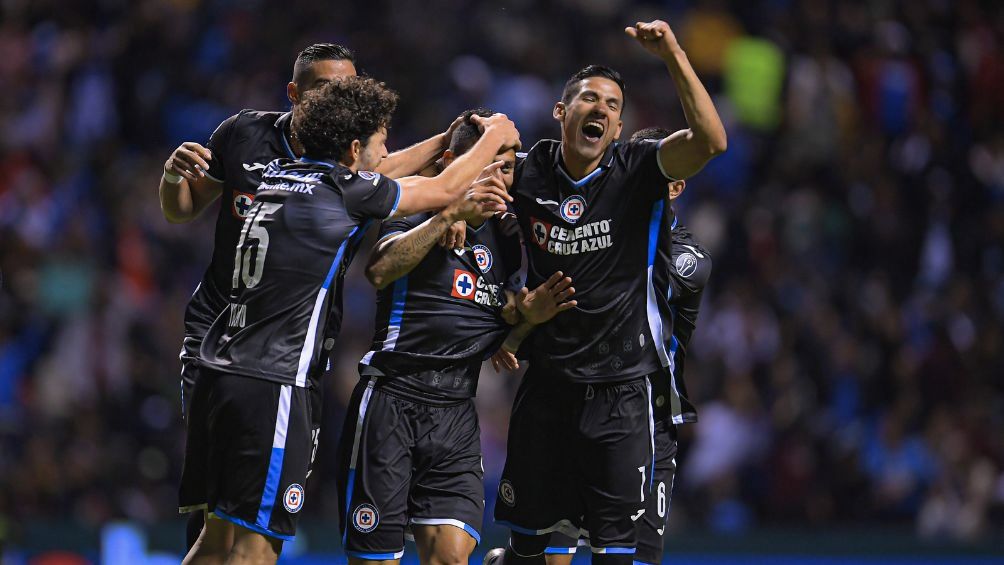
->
<box><xmin>1</xmin><ymin>0</ymin><xmax>1003</xmax><ymax>557</ymax></box>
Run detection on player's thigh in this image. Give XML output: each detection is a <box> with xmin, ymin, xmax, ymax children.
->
<box><xmin>227</xmin><ymin>522</ymin><xmax>283</xmax><ymax>565</ymax></box>
<box><xmin>578</xmin><ymin>378</ymin><xmax>653</xmax><ymax>548</ymax></box>
<box><xmin>182</xmin><ymin>512</ymin><xmax>232</xmax><ymax>565</ymax></box>
<box><xmin>412</xmin><ymin>524</ymin><xmax>477</xmax><ymax>565</ymax></box>
<box><xmin>340</xmin><ymin>383</ymin><xmax>416</xmax><ymax>558</ymax></box>
<box><xmin>410</xmin><ymin>400</ymin><xmax>484</xmax><ymax>548</ymax></box>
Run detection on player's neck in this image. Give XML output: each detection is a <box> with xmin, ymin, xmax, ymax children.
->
<box><xmin>559</xmin><ymin>144</ymin><xmax>604</xmax><ymax>180</ymax></box>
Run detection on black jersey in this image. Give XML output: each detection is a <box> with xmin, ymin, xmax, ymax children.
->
<box><xmin>183</xmin><ymin>111</ymin><xmax>298</xmax><ymax>353</ymax></box>
<box><xmin>359</xmin><ymin>214</ymin><xmax>524</xmax><ymax>403</ymax></box>
<box><xmin>199</xmin><ymin>159</ymin><xmax>401</xmax><ymax>388</ymax></box>
<box><xmin>512</xmin><ymin>139</ymin><xmax>674</xmax><ymax>383</ymax></box>
<box><xmin>652</xmin><ymin>220</ymin><xmax>711</xmax><ymax>424</ymax></box>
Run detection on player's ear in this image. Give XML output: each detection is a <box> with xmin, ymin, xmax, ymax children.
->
<box><xmin>346</xmin><ymin>139</ymin><xmax>362</xmax><ymax>167</ymax></box>
<box><xmin>614</xmin><ymin>119</ymin><xmax>624</xmax><ymax>140</ymax></box>
<box><xmin>287</xmin><ymin>82</ymin><xmax>299</xmax><ymax>105</ymax></box>
<box><xmin>553</xmin><ymin>102</ymin><xmax>566</xmax><ymax>123</ymax></box>
<box><xmin>442</xmin><ymin>149</ymin><xmax>456</xmax><ymax>168</ymax></box>
<box><xmin>668</xmin><ymin>179</ymin><xmax>686</xmax><ymax>200</ymax></box>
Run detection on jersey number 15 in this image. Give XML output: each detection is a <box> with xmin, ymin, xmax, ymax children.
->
<box><xmin>232</xmin><ymin>202</ymin><xmax>283</xmax><ymax>290</ymax></box>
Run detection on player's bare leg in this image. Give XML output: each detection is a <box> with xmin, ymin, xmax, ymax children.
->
<box><xmin>545</xmin><ymin>555</ymin><xmax>573</xmax><ymax>565</ymax></box>
<box><xmin>225</xmin><ymin>523</ymin><xmax>283</xmax><ymax>565</ymax></box>
<box><xmin>182</xmin><ymin>512</ymin><xmax>234</xmax><ymax>565</ymax></box>
<box><xmin>413</xmin><ymin>524</ymin><xmax>477</xmax><ymax>565</ymax></box>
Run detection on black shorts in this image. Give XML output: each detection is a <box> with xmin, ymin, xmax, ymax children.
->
<box><xmin>178</xmin><ymin>369</ymin><xmax>317</xmax><ymax>541</ymax></box>
<box><xmin>336</xmin><ymin>377</ymin><xmax>484</xmax><ymax>560</ymax></box>
<box><xmin>179</xmin><ymin>336</ymin><xmax>201</xmax><ymax>422</ymax></box>
<box><xmin>545</xmin><ymin>422</ymin><xmax>678</xmax><ymax>564</ymax></box>
<box><xmin>494</xmin><ymin>369</ymin><xmax>655</xmax><ymax>553</ymax></box>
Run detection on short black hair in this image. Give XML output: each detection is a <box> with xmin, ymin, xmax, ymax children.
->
<box><xmin>448</xmin><ymin>108</ymin><xmax>495</xmax><ymax>156</ymax></box>
<box><xmin>561</xmin><ymin>65</ymin><xmax>626</xmax><ymax>106</ymax></box>
<box><xmin>293</xmin><ymin>76</ymin><xmax>399</xmax><ymax>160</ymax></box>
<box><xmin>293</xmin><ymin>43</ymin><xmax>355</xmax><ymax>86</ymax></box>
<box><xmin>630</xmin><ymin>126</ymin><xmax>672</xmax><ymax>143</ymax></box>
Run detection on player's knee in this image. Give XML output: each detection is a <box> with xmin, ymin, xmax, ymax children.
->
<box><xmin>428</xmin><ymin>544</ymin><xmax>472</xmax><ymax>565</ymax></box>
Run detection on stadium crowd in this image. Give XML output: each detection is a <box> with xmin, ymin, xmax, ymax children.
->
<box><xmin>1</xmin><ymin>0</ymin><xmax>1002</xmax><ymax>550</ymax></box>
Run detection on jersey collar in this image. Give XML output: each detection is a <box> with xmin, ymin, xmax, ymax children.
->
<box><xmin>274</xmin><ymin>112</ymin><xmax>297</xmax><ymax>159</ymax></box>
<box><xmin>553</xmin><ymin>141</ymin><xmax>618</xmax><ymax>189</ymax></box>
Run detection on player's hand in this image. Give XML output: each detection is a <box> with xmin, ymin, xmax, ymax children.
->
<box><xmin>442</xmin><ymin>113</ymin><xmax>466</xmax><ymax>147</ymax></box>
<box><xmin>516</xmin><ymin>271</ymin><xmax>577</xmax><ymax>325</ymax></box>
<box><xmin>470</xmin><ymin>113</ymin><xmax>521</xmax><ymax>151</ymax></box>
<box><xmin>439</xmin><ymin>221</ymin><xmax>467</xmax><ymax>249</ymax></box>
<box><xmin>165</xmin><ymin>142</ymin><xmax>213</xmax><ymax>182</ymax></box>
<box><xmin>491</xmin><ymin>347</ymin><xmax>520</xmax><ymax>373</ymax></box>
<box><xmin>501</xmin><ymin>292</ymin><xmax>520</xmax><ymax>325</ymax></box>
<box><xmin>625</xmin><ymin>20</ymin><xmax>682</xmax><ymax>59</ymax></box>
<box><xmin>444</xmin><ymin>172</ymin><xmax>510</xmax><ymax>223</ymax></box>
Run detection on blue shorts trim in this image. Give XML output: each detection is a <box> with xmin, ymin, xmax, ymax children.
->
<box><xmin>545</xmin><ymin>546</ymin><xmax>577</xmax><ymax>554</ymax></box>
<box><xmin>213</xmin><ymin>509</ymin><xmax>293</xmax><ymax>542</ymax></box>
<box><xmin>345</xmin><ymin>549</ymin><xmax>405</xmax><ymax>560</ymax></box>
<box><xmin>410</xmin><ymin>517</ymin><xmax>481</xmax><ymax>544</ymax></box>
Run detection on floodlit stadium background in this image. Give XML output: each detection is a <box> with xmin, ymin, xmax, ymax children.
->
<box><xmin>1</xmin><ymin>0</ymin><xmax>1003</xmax><ymax>563</ymax></box>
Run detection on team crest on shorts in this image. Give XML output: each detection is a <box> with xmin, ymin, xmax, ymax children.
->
<box><xmin>283</xmin><ymin>483</ymin><xmax>305</xmax><ymax>513</ymax></box>
<box><xmin>559</xmin><ymin>195</ymin><xmax>586</xmax><ymax>223</ymax></box>
<box><xmin>472</xmin><ymin>245</ymin><xmax>493</xmax><ymax>273</ymax></box>
<box><xmin>232</xmin><ymin>191</ymin><xmax>255</xmax><ymax>219</ymax></box>
<box><xmin>353</xmin><ymin>503</ymin><xmax>380</xmax><ymax>533</ymax></box>
<box><xmin>675</xmin><ymin>253</ymin><xmax>698</xmax><ymax>278</ymax></box>
<box><xmin>499</xmin><ymin>480</ymin><xmax>516</xmax><ymax>506</ymax></box>
<box><xmin>451</xmin><ymin>269</ymin><xmax>476</xmax><ymax>300</ymax></box>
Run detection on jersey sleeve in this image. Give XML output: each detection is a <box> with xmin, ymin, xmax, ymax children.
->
<box><xmin>667</xmin><ymin>242</ymin><xmax>713</xmax><ymax>301</ymax></box>
<box><xmin>622</xmin><ymin>140</ymin><xmax>676</xmax><ymax>202</ymax></box>
<box><xmin>341</xmin><ymin>171</ymin><xmax>402</xmax><ymax>222</ymax></box>
<box><xmin>378</xmin><ymin>212</ymin><xmax>431</xmax><ymax>241</ymax></box>
<box><xmin>204</xmin><ymin>112</ymin><xmax>242</xmax><ymax>183</ymax></box>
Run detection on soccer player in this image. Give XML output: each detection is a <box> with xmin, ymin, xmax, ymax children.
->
<box><xmin>487</xmin><ymin>19</ymin><xmax>726</xmax><ymax>565</ymax></box>
<box><xmin>161</xmin><ymin>43</ymin><xmax>463</xmax><ymax>549</ymax></box>
<box><xmin>179</xmin><ymin>77</ymin><xmax>519</xmax><ymax>564</ymax></box>
<box><xmin>336</xmin><ymin>109</ymin><xmax>576</xmax><ymax>565</ymax></box>
<box><xmin>524</xmin><ymin>127</ymin><xmax>712</xmax><ymax>565</ymax></box>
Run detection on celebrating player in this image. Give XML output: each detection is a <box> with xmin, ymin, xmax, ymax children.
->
<box><xmin>179</xmin><ymin>78</ymin><xmax>519</xmax><ymax>565</ymax></box>
<box><xmin>487</xmin><ymin>19</ymin><xmax>726</xmax><ymax>565</ymax></box>
<box><xmin>161</xmin><ymin>43</ymin><xmax>463</xmax><ymax>550</ymax></box>
<box><xmin>334</xmin><ymin>109</ymin><xmax>576</xmax><ymax>565</ymax></box>
<box><xmin>532</xmin><ymin>127</ymin><xmax>712</xmax><ymax>565</ymax></box>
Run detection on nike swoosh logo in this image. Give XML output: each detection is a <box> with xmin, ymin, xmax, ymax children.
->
<box><xmin>535</xmin><ymin>198</ymin><xmax>559</xmax><ymax>206</ymax></box>
<box><xmin>243</xmin><ymin>162</ymin><xmax>267</xmax><ymax>171</ymax></box>
<box><xmin>630</xmin><ymin>509</ymin><xmax>646</xmax><ymax>521</ymax></box>
<box><xmin>681</xmin><ymin>244</ymin><xmax>705</xmax><ymax>258</ymax></box>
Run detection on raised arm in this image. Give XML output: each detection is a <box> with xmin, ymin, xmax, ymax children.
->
<box><xmin>391</xmin><ymin>114</ymin><xmax>520</xmax><ymax>218</ymax></box>
<box><xmin>159</xmin><ymin>142</ymin><xmax>223</xmax><ymax>223</ymax></box>
<box><xmin>365</xmin><ymin>173</ymin><xmax>509</xmax><ymax>289</ymax></box>
<box><xmin>626</xmin><ymin>20</ymin><xmax>727</xmax><ymax>180</ymax></box>
<box><xmin>375</xmin><ymin>115</ymin><xmax>463</xmax><ymax>178</ymax></box>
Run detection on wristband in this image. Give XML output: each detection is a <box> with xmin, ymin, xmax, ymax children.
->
<box><xmin>163</xmin><ymin>169</ymin><xmax>183</xmax><ymax>184</ymax></box>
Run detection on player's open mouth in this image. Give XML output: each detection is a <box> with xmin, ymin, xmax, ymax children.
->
<box><xmin>582</xmin><ymin>120</ymin><xmax>605</xmax><ymax>142</ymax></box>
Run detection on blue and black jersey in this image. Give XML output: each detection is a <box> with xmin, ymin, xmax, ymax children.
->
<box><xmin>199</xmin><ymin>159</ymin><xmax>401</xmax><ymax>389</ymax></box>
<box><xmin>181</xmin><ymin>111</ymin><xmax>299</xmax><ymax>376</ymax></box>
<box><xmin>652</xmin><ymin>221</ymin><xmax>711</xmax><ymax>424</ymax></box>
<box><xmin>512</xmin><ymin>139</ymin><xmax>675</xmax><ymax>384</ymax></box>
<box><xmin>359</xmin><ymin>213</ymin><xmax>523</xmax><ymax>403</ymax></box>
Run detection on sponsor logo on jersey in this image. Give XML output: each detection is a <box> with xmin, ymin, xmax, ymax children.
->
<box><xmin>232</xmin><ymin>191</ymin><xmax>255</xmax><ymax>219</ymax></box>
<box><xmin>676</xmin><ymin>253</ymin><xmax>698</xmax><ymax>278</ymax></box>
<box><xmin>450</xmin><ymin>269</ymin><xmax>503</xmax><ymax>307</ymax></box>
<box><xmin>499</xmin><ymin>480</ymin><xmax>516</xmax><ymax>506</ymax></box>
<box><xmin>472</xmin><ymin>244</ymin><xmax>493</xmax><ymax>273</ymax></box>
<box><xmin>283</xmin><ymin>483</ymin><xmax>305</xmax><ymax>513</ymax></box>
<box><xmin>530</xmin><ymin>216</ymin><xmax>613</xmax><ymax>256</ymax></box>
<box><xmin>451</xmin><ymin>269</ymin><xmax>476</xmax><ymax>299</ymax></box>
<box><xmin>352</xmin><ymin>503</ymin><xmax>379</xmax><ymax>533</ymax></box>
<box><xmin>559</xmin><ymin>195</ymin><xmax>586</xmax><ymax>223</ymax></box>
